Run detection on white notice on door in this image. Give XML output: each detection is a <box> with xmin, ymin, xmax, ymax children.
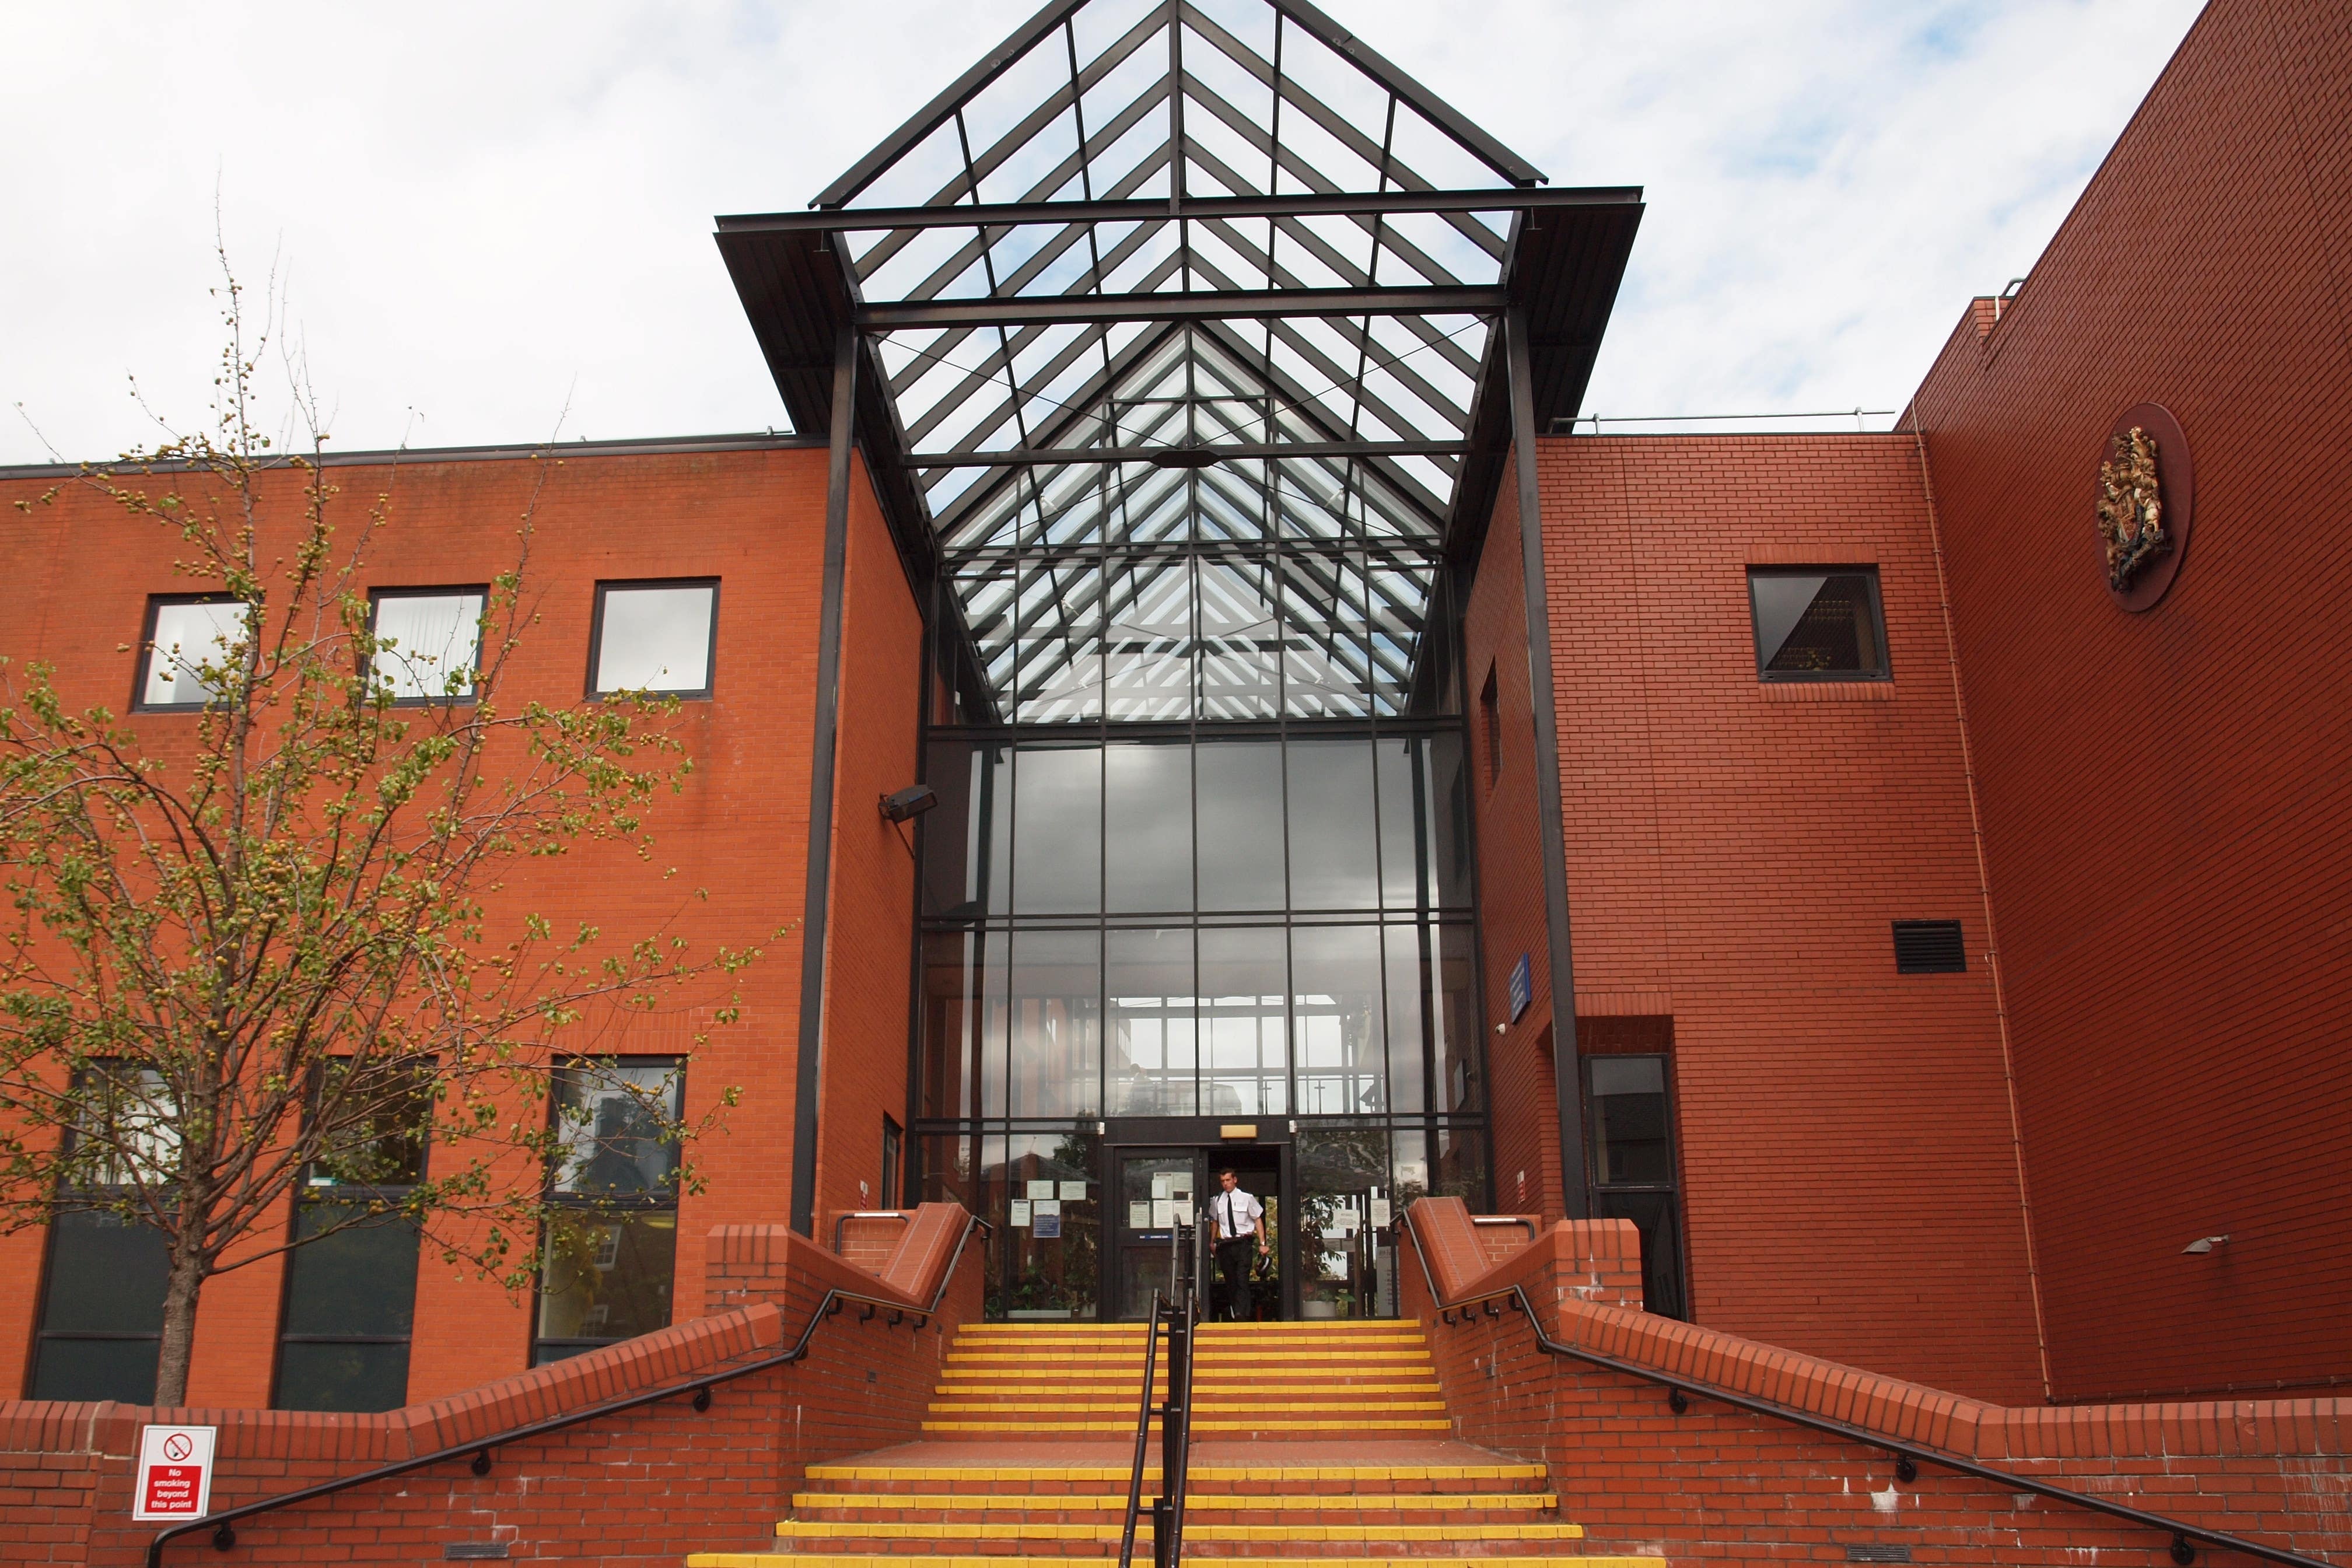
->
<box><xmin>133</xmin><ymin>1424</ymin><xmax>218</xmax><ymax>1522</ymax></box>
<box><xmin>1026</xmin><ymin>1178</ymin><xmax>1056</xmax><ymax>1200</ymax></box>
<box><xmin>1010</xmin><ymin>1200</ymin><xmax>1032</xmax><ymax>1228</ymax></box>
<box><xmin>1152</xmin><ymin>1199</ymin><xmax>1178</xmax><ymax>1227</ymax></box>
<box><xmin>1152</xmin><ymin>1174</ymin><xmax>1173</xmax><ymax>1199</ymax></box>
<box><xmin>1034</xmin><ymin>1199</ymin><xmax>1060</xmax><ymax>1219</ymax></box>
<box><xmin>1369</xmin><ymin>1199</ymin><xmax>1394</xmax><ymax>1227</ymax></box>
<box><xmin>1128</xmin><ymin>1201</ymin><xmax>1152</xmax><ymax>1227</ymax></box>
<box><xmin>1060</xmin><ymin>1181</ymin><xmax>1088</xmax><ymax>1201</ymax></box>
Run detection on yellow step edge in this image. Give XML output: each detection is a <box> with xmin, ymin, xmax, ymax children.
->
<box><xmin>921</xmin><ymin>1418</ymin><xmax>1454</xmax><ymax>1433</ymax></box>
<box><xmin>697</xmin><ymin>1558</ymin><xmax>1657</xmax><ymax>1568</ymax></box>
<box><xmin>802</xmin><ymin>1464</ymin><xmax>1545</xmax><ymax>1483</ymax></box>
<box><xmin>922</xmin><ymin>1410</ymin><xmax>1448</xmax><ymax>1420</ymax></box>
<box><xmin>790</xmin><ymin>1493</ymin><xmax>1560</xmax><ymax>1513</ymax></box>
<box><xmin>935</xmin><ymin>1384</ymin><xmax>1445</xmax><ymax>1396</ymax></box>
<box><xmin>772</xmin><ymin>1521</ymin><xmax>1586</xmax><ymax>1542</ymax></box>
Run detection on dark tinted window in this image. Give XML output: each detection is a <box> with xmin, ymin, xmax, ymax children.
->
<box><xmin>30</xmin><ymin>1211</ymin><xmax>168</xmax><ymax>1402</ymax></box>
<box><xmin>276</xmin><ymin>1203</ymin><xmax>419</xmax><ymax>1412</ymax></box>
<box><xmin>1590</xmin><ymin>1056</ymin><xmax>1674</xmax><ymax>1185</ymax></box>
<box><xmin>1748</xmin><ymin>569</ymin><xmax>1889</xmax><ymax>681</ymax></box>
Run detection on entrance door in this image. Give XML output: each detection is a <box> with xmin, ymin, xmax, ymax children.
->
<box><xmin>1111</xmin><ymin>1149</ymin><xmax>1205</xmax><ymax>1320</ymax></box>
<box><xmin>1201</xmin><ymin>1146</ymin><xmax>1287</xmax><ymax>1324</ymax></box>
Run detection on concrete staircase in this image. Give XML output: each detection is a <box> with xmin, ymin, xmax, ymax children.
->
<box><xmin>685</xmin><ymin>1320</ymin><xmax>1664</xmax><ymax>1568</ymax></box>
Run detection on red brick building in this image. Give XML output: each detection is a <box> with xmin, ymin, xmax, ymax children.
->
<box><xmin>1</xmin><ymin>0</ymin><xmax>2345</xmax><ymax>1438</ymax></box>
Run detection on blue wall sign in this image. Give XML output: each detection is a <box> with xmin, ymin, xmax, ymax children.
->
<box><xmin>1507</xmin><ymin>953</ymin><xmax>1532</xmax><ymax>1023</ymax></box>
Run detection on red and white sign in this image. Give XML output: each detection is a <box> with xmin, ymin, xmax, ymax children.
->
<box><xmin>132</xmin><ymin>1424</ymin><xmax>216</xmax><ymax>1522</ymax></box>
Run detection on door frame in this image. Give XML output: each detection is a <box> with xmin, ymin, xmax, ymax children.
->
<box><xmin>1102</xmin><ymin>1132</ymin><xmax>1297</xmax><ymax>1321</ymax></box>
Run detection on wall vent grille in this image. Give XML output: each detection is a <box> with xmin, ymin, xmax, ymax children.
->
<box><xmin>1847</xmin><ymin>1548</ymin><xmax>1912</xmax><ymax>1563</ymax></box>
<box><xmin>1892</xmin><ymin>920</ymin><xmax>1967</xmax><ymax>974</ymax></box>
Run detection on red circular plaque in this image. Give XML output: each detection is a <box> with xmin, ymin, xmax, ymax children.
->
<box><xmin>2097</xmin><ymin>402</ymin><xmax>2194</xmax><ymax>612</ymax></box>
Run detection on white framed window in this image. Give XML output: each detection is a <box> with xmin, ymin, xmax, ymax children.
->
<box><xmin>138</xmin><ymin>598</ymin><xmax>254</xmax><ymax>709</ymax></box>
<box><xmin>369</xmin><ymin>588</ymin><xmax>485</xmax><ymax>704</ymax></box>
<box><xmin>589</xmin><ymin>579</ymin><xmax>718</xmax><ymax>698</ymax></box>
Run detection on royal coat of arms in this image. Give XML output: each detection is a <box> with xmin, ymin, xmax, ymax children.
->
<box><xmin>2096</xmin><ymin>426</ymin><xmax>2169</xmax><ymax>590</ymax></box>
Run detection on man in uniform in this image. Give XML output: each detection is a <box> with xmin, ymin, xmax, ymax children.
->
<box><xmin>1210</xmin><ymin>1168</ymin><xmax>1268</xmax><ymax>1321</ymax></box>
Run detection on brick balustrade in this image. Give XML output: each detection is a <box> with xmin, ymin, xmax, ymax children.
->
<box><xmin>1403</xmin><ymin>1198</ymin><xmax>2352</xmax><ymax>1567</ymax></box>
<box><xmin>0</xmin><ymin>1206</ymin><xmax>982</xmax><ymax>1566</ymax></box>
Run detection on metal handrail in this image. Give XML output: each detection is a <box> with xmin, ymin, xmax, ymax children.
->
<box><xmin>147</xmin><ymin>1213</ymin><xmax>991</xmax><ymax>1567</ymax></box>
<box><xmin>1403</xmin><ymin>1216</ymin><xmax>2336</xmax><ymax>1568</ymax></box>
<box><xmin>1116</xmin><ymin>1292</ymin><xmax>1167</xmax><ymax>1568</ymax></box>
<box><xmin>1157</xmin><ymin>1223</ymin><xmax>1200</xmax><ymax>1568</ymax></box>
<box><xmin>831</xmin><ymin>1209</ymin><xmax>912</xmax><ymax>1253</ymax></box>
<box><xmin>1471</xmin><ymin>1215</ymin><xmax>1539</xmax><ymax>1240</ymax></box>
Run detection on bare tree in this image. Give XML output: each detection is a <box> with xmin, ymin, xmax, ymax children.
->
<box><xmin>0</xmin><ymin>248</ymin><xmax>768</xmax><ymax>1405</ymax></box>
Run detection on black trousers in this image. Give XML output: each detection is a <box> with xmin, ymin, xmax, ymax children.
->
<box><xmin>1214</xmin><ymin>1237</ymin><xmax>1256</xmax><ymax>1321</ymax></box>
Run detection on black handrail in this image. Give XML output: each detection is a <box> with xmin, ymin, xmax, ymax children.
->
<box><xmin>1117</xmin><ymin>1292</ymin><xmax>1167</xmax><ymax>1568</ymax></box>
<box><xmin>146</xmin><ymin>1213</ymin><xmax>990</xmax><ymax>1568</ymax></box>
<box><xmin>1153</xmin><ymin>1220</ymin><xmax>1200</xmax><ymax>1568</ymax></box>
<box><xmin>1404</xmin><ymin>1216</ymin><xmax>2336</xmax><ymax>1568</ymax></box>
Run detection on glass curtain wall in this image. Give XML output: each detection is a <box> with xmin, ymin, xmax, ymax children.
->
<box><xmin>912</xmin><ymin>413</ymin><xmax>1492</xmax><ymax>1317</ymax></box>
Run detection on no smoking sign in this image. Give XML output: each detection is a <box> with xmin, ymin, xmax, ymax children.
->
<box><xmin>133</xmin><ymin>1424</ymin><xmax>217</xmax><ymax>1522</ymax></box>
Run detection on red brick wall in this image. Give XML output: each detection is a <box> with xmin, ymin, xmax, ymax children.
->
<box><xmin>1906</xmin><ymin>0</ymin><xmax>2352</xmax><ymax>1402</ymax></box>
<box><xmin>1520</xmin><ymin>433</ymin><xmax>2044</xmax><ymax>1401</ymax></box>
<box><xmin>1402</xmin><ymin>1216</ymin><xmax>2352</xmax><ymax>1568</ymax></box>
<box><xmin>1461</xmin><ymin>479</ymin><xmax>1569</xmax><ymax>1222</ymax></box>
<box><xmin>813</xmin><ymin>454</ymin><xmax>923</xmax><ymax>1231</ymax></box>
<box><xmin>0</xmin><ymin>443</ymin><xmax>831</xmax><ymax>1403</ymax></box>
<box><xmin>0</xmin><ymin>1217</ymin><xmax>982</xmax><ymax>1565</ymax></box>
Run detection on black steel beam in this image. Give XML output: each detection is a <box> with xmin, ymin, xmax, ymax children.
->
<box><xmin>905</xmin><ymin>439</ymin><xmax>1467</xmax><ymax>467</ymax></box>
<box><xmin>810</xmin><ymin>0</ymin><xmax>1098</xmax><ymax>209</ymax></box>
<box><xmin>789</xmin><ymin>322</ymin><xmax>860</xmax><ymax>1238</ymax></box>
<box><xmin>721</xmin><ymin>186</ymin><xmax>1642</xmax><ymax>236</ymax></box>
<box><xmin>1505</xmin><ymin>303</ymin><xmax>1590</xmax><ymax>1221</ymax></box>
<box><xmin>1266</xmin><ymin>0</ymin><xmax>1548</xmax><ymax>187</ymax></box>
<box><xmin>859</xmin><ymin>285</ymin><xmax>1503</xmax><ymax>331</ymax></box>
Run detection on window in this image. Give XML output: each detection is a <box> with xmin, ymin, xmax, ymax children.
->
<box><xmin>370</xmin><ymin>587</ymin><xmax>485</xmax><ymax>704</ymax></box>
<box><xmin>589</xmin><ymin>579</ymin><xmax>718</xmax><ymax>698</ymax></box>
<box><xmin>274</xmin><ymin>1059</ymin><xmax>432</xmax><ymax>1412</ymax></box>
<box><xmin>1747</xmin><ymin>568</ymin><xmax>1889</xmax><ymax>681</ymax></box>
<box><xmin>30</xmin><ymin>1066</ymin><xmax>177</xmax><ymax>1401</ymax></box>
<box><xmin>137</xmin><ymin>597</ymin><xmax>253</xmax><ymax>709</ymax></box>
<box><xmin>880</xmin><ymin>1116</ymin><xmax>903</xmax><ymax>1210</ymax></box>
<box><xmin>1478</xmin><ymin>664</ymin><xmax>1502</xmax><ymax>786</ymax></box>
<box><xmin>1892</xmin><ymin>919</ymin><xmax>1968</xmax><ymax>974</ymax></box>
<box><xmin>534</xmin><ymin>1058</ymin><xmax>685</xmax><ymax>1364</ymax></box>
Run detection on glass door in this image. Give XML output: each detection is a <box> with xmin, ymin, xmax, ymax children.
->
<box><xmin>1111</xmin><ymin>1149</ymin><xmax>1204</xmax><ymax>1320</ymax></box>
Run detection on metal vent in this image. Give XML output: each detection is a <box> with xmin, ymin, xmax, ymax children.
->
<box><xmin>1892</xmin><ymin>920</ymin><xmax>1966</xmax><ymax>974</ymax></box>
<box><xmin>1847</xmin><ymin>1548</ymin><xmax>1913</xmax><ymax>1564</ymax></box>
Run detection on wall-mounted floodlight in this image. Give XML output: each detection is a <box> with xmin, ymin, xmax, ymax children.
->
<box><xmin>2180</xmin><ymin>1234</ymin><xmax>2230</xmax><ymax>1255</ymax></box>
<box><xmin>880</xmin><ymin>785</ymin><xmax>938</xmax><ymax>822</ymax></box>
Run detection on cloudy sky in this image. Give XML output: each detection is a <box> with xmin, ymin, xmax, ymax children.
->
<box><xmin>1</xmin><ymin>0</ymin><xmax>2204</xmax><ymax>464</ymax></box>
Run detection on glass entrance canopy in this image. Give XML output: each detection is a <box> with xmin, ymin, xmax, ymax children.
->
<box><xmin>716</xmin><ymin>0</ymin><xmax>1644</xmax><ymax>724</ymax></box>
<box><xmin>716</xmin><ymin>0</ymin><xmax>1643</xmax><ymax>1315</ymax></box>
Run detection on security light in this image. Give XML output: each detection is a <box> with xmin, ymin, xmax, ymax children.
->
<box><xmin>2180</xmin><ymin>1234</ymin><xmax>2230</xmax><ymax>1255</ymax></box>
<box><xmin>879</xmin><ymin>785</ymin><xmax>938</xmax><ymax>822</ymax></box>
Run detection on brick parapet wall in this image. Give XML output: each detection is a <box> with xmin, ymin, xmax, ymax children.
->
<box><xmin>0</xmin><ymin>1213</ymin><xmax>984</xmax><ymax>1565</ymax></box>
<box><xmin>1402</xmin><ymin>1205</ymin><xmax>2352</xmax><ymax>1565</ymax></box>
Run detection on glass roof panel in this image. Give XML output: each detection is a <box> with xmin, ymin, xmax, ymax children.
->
<box><xmin>813</xmin><ymin>0</ymin><xmax>1552</xmax><ymax>722</ymax></box>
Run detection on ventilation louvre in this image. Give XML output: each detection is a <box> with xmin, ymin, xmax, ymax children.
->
<box><xmin>1847</xmin><ymin>1548</ymin><xmax>1913</xmax><ymax>1564</ymax></box>
<box><xmin>1892</xmin><ymin>920</ymin><xmax>1967</xmax><ymax>974</ymax></box>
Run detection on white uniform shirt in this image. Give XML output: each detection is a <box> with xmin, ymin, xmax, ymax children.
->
<box><xmin>1212</xmin><ymin>1187</ymin><xmax>1264</xmax><ymax>1240</ymax></box>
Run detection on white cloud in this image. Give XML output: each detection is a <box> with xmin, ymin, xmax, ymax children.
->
<box><xmin>0</xmin><ymin>0</ymin><xmax>2202</xmax><ymax>463</ymax></box>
